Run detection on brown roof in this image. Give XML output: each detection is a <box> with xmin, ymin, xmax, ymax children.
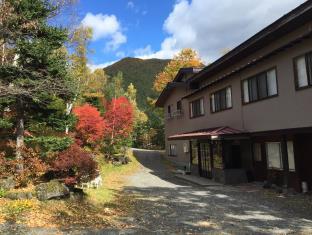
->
<box><xmin>183</xmin><ymin>30</ymin><xmax>312</xmax><ymax>99</ymax></box>
<box><xmin>168</xmin><ymin>126</ymin><xmax>246</xmax><ymax>140</ymax></box>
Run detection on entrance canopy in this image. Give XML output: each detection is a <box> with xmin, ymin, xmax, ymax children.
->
<box><xmin>168</xmin><ymin>126</ymin><xmax>247</xmax><ymax>140</ymax></box>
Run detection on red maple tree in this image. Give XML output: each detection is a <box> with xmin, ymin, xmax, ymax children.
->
<box><xmin>103</xmin><ymin>96</ymin><xmax>134</xmax><ymax>144</ymax></box>
<box><xmin>73</xmin><ymin>104</ymin><xmax>105</xmax><ymax>145</ymax></box>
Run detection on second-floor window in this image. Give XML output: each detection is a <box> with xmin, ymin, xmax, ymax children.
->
<box><xmin>210</xmin><ymin>87</ymin><xmax>232</xmax><ymax>113</ymax></box>
<box><xmin>294</xmin><ymin>52</ymin><xmax>312</xmax><ymax>89</ymax></box>
<box><xmin>190</xmin><ymin>98</ymin><xmax>204</xmax><ymax>118</ymax></box>
<box><xmin>242</xmin><ymin>68</ymin><xmax>278</xmax><ymax>104</ymax></box>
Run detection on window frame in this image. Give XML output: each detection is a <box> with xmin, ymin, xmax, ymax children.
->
<box><xmin>189</xmin><ymin>97</ymin><xmax>205</xmax><ymax>119</ymax></box>
<box><xmin>293</xmin><ymin>51</ymin><xmax>312</xmax><ymax>91</ymax></box>
<box><xmin>266</xmin><ymin>142</ymin><xmax>283</xmax><ymax>171</ymax></box>
<box><xmin>210</xmin><ymin>86</ymin><xmax>232</xmax><ymax>113</ymax></box>
<box><xmin>241</xmin><ymin>67</ymin><xmax>279</xmax><ymax>105</ymax></box>
<box><xmin>287</xmin><ymin>141</ymin><xmax>296</xmax><ymax>172</ymax></box>
<box><xmin>169</xmin><ymin>144</ymin><xmax>177</xmax><ymax>156</ymax></box>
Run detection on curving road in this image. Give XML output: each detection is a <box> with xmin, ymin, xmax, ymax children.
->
<box><xmin>121</xmin><ymin>149</ymin><xmax>312</xmax><ymax>234</ymax></box>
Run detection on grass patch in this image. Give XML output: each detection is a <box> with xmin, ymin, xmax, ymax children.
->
<box><xmin>86</xmin><ymin>148</ymin><xmax>140</xmax><ymax>205</ymax></box>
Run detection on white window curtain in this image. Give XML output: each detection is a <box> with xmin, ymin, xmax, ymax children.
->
<box><xmin>183</xmin><ymin>142</ymin><xmax>189</xmax><ymax>153</ymax></box>
<box><xmin>211</xmin><ymin>94</ymin><xmax>215</xmax><ymax>112</ymax></box>
<box><xmin>296</xmin><ymin>56</ymin><xmax>308</xmax><ymax>88</ymax></box>
<box><xmin>169</xmin><ymin>144</ymin><xmax>177</xmax><ymax>156</ymax></box>
<box><xmin>266</xmin><ymin>142</ymin><xmax>282</xmax><ymax>169</ymax></box>
<box><xmin>200</xmin><ymin>98</ymin><xmax>204</xmax><ymax>115</ymax></box>
<box><xmin>226</xmin><ymin>87</ymin><xmax>232</xmax><ymax>108</ymax></box>
<box><xmin>287</xmin><ymin>141</ymin><xmax>295</xmax><ymax>171</ymax></box>
<box><xmin>267</xmin><ymin>69</ymin><xmax>278</xmax><ymax>96</ymax></box>
<box><xmin>243</xmin><ymin>80</ymin><xmax>249</xmax><ymax>103</ymax></box>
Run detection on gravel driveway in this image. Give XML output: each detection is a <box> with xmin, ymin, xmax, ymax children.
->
<box><xmin>121</xmin><ymin>149</ymin><xmax>312</xmax><ymax>234</ymax></box>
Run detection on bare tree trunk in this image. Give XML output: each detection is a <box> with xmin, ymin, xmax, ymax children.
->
<box><xmin>65</xmin><ymin>102</ymin><xmax>73</xmax><ymax>134</ymax></box>
<box><xmin>16</xmin><ymin>98</ymin><xmax>24</xmax><ymax>171</ymax></box>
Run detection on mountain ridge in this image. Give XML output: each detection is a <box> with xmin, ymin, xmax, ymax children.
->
<box><xmin>104</xmin><ymin>57</ymin><xmax>170</xmax><ymax>109</ymax></box>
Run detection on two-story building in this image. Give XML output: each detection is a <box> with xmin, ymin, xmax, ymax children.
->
<box><xmin>155</xmin><ymin>1</ymin><xmax>312</xmax><ymax>192</ymax></box>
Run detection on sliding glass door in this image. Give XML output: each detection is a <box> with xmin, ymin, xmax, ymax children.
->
<box><xmin>199</xmin><ymin>142</ymin><xmax>212</xmax><ymax>178</ymax></box>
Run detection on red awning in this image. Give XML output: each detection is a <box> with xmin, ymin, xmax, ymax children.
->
<box><xmin>168</xmin><ymin>126</ymin><xmax>246</xmax><ymax>140</ymax></box>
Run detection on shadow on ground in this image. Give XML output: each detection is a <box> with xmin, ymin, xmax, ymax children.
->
<box><xmin>117</xmin><ymin>149</ymin><xmax>312</xmax><ymax>234</ymax></box>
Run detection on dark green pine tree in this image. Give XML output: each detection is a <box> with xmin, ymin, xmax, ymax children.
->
<box><xmin>0</xmin><ymin>0</ymin><xmax>75</xmax><ymax>161</ymax></box>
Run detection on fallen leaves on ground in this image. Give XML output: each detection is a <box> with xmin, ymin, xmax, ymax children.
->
<box><xmin>0</xmin><ymin>150</ymin><xmax>141</xmax><ymax>230</ymax></box>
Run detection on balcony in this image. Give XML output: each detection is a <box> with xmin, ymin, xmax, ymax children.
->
<box><xmin>166</xmin><ymin>110</ymin><xmax>184</xmax><ymax>120</ymax></box>
<box><xmin>173</xmin><ymin>109</ymin><xmax>183</xmax><ymax>117</ymax></box>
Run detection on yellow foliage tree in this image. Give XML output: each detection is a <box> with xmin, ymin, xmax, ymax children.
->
<box><xmin>153</xmin><ymin>48</ymin><xmax>204</xmax><ymax>93</ymax></box>
<box><xmin>126</xmin><ymin>83</ymin><xmax>148</xmax><ymax>124</ymax></box>
<box><xmin>84</xmin><ymin>69</ymin><xmax>108</xmax><ymax>98</ymax></box>
<box><xmin>69</xmin><ymin>26</ymin><xmax>93</xmax><ymax>94</ymax></box>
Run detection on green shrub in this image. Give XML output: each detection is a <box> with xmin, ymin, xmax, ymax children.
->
<box><xmin>0</xmin><ymin>188</ymin><xmax>6</xmax><ymax>198</ymax></box>
<box><xmin>25</xmin><ymin>136</ymin><xmax>73</xmax><ymax>155</ymax></box>
<box><xmin>0</xmin><ymin>118</ymin><xmax>13</xmax><ymax>129</ymax></box>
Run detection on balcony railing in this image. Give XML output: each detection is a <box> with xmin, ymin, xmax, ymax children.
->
<box><xmin>166</xmin><ymin>109</ymin><xmax>184</xmax><ymax>120</ymax></box>
<box><xmin>165</xmin><ymin>113</ymin><xmax>174</xmax><ymax>120</ymax></box>
<box><xmin>173</xmin><ymin>109</ymin><xmax>183</xmax><ymax>117</ymax></box>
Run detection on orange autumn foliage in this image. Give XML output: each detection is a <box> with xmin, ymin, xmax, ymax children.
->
<box><xmin>153</xmin><ymin>48</ymin><xmax>204</xmax><ymax>93</ymax></box>
<box><xmin>103</xmin><ymin>97</ymin><xmax>134</xmax><ymax>143</ymax></box>
<box><xmin>73</xmin><ymin>104</ymin><xmax>105</xmax><ymax>145</ymax></box>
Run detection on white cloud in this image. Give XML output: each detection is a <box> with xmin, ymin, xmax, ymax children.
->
<box><xmin>87</xmin><ymin>61</ymin><xmax>117</xmax><ymax>71</ymax></box>
<box><xmin>127</xmin><ymin>1</ymin><xmax>135</xmax><ymax>9</ymax></box>
<box><xmin>139</xmin><ymin>0</ymin><xmax>305</xmax><ymax>63</ymax></box>
<box><xmin>134</xmin><ymin>39</ymin><xmax>179</xmax><ymax>59</ymax></box>
<box><xmin>106</xmin><ymin>31</ymin><xmax>127</xmax><ymax>51</ymax></box>
<box><xmin>134</xmin><ymin>45</ymin><xmax>153</xmax><ymax>57</ymax></box>
<box><xmin>116</xmin><ymin>51</ymin><xmax>126</xmax><ymax>58</ymax></box>
<box><xmin>81</xmin><ymin>13</ymin><xmax>126</xmax><ymax>50</ymax></box>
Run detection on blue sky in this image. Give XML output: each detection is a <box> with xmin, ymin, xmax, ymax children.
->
<box><xmin>74</xmin><ymin>0</ymin><xmax>175</xmax><ymax>69</ymax></box>
<box><xmin>69</xmin><ymin>0</ymin><xmax>306</xmax><ymax>70</ymax></box>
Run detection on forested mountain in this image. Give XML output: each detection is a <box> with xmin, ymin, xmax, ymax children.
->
<box><xmin>104</xmin><ymin>57</ymin><xmax>170</xmax><ymax>109</ymax></box>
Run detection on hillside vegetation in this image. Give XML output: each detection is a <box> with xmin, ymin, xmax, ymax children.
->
<box><xmin>104</xmin><ymin>57</ymin><xmax>170</xmax><ymax>109</ymax></box>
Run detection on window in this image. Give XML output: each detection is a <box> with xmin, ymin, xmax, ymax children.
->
<box><xmin>211</xmin><ymin>87</ymin><xmax>232</xmax><ymax>113</ymax></box>
<box><xmin>294</xmin><ymin>52</ymin><xmax>312</xmax><ymax>89</ymax></box>
<box><xmin>242</xmin><ymin>69</ymin><xmax>278</xmax><ymax>104</ymax></box>
<box><xmin>169</xmin><ymin>144</ymin><xmax>177</xmax><ymax>156</ymax></box>
<box><xmin>190</xmin><ymin>98</ymin><xmax>204</xmax><ymax>118</ymax></box>
<box><xmin>266</xmin><ymin>142</ymin><xmax>282</xmax><ymax>170</ymax></box>
<box><xmin>253</xmin><ymin>143</ymin><xmax>262</xmax><ymax>162</ymax></box>
<box><xmin>287</xmin><ymin>141</ymin><xmax>295</xmax><ymax>171</ymax></box>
